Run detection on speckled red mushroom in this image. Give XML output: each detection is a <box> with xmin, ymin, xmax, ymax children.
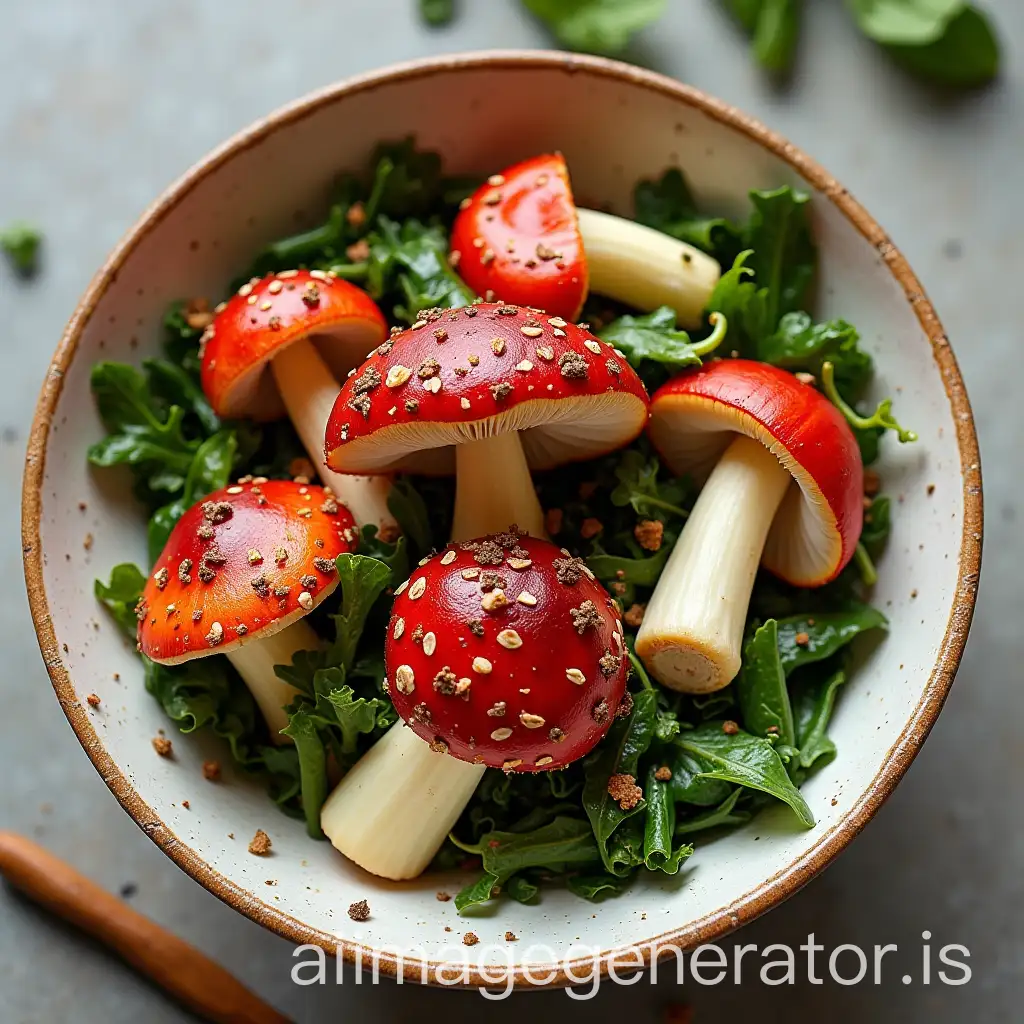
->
<box><xmin>137</xmin><ymin>479</ymin><xmax>358</xmax><ymax>737</ymax></box>
<box><xmin>636</xmin><ymin>360</ymin><xmax>863</xmax><ymax>694</ymax></box>
<box><xmin>323</xmin><ymin>302</ymin><xmax>649</xmax><ymax>540</ymax></box>
<box><xmin>449</xmin><ymin>154</ymin><xmax>721</xmax><ymax>327</ymax></box>
<box><xmin>200</xmin><ymin>269</ymin><xmax>395</xmax><ymax>529</ymax></box>
<box><xmin>320</xmin><ymin>531</ymin><xmax>629</xmax><ymax>879</ymax></box>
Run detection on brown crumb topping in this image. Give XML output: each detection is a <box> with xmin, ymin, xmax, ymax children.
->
<box><xmin>634</xmin><ymin>519</ymin><xmax>664</xmax><ymax>552</ymax></box>
<box><xmin>474</xmin><ymin>541</ymin><xmax>505</xmax><ymax>566</ymax></box>
<box><xmin>86</xmin><ymin>693</ymin><xmax>101</xmax><ymax>707</ymax></box>
<box><xmin>722</xmin><ymin>720</ymin><xmax>740</xmax><ymax>736</ymax></box>
<box><xmin>152</xmin><ymin>736</ymin><xmax>173</xmax><ymax>758</ymax></box>
<box><xmin>570</xmin><ymin>600</ymin><xmax>602</xmax><ymax>634</ymax></box>
<box><xmin>599</xmin><ymin>650</ymin><xmax>622</xmax><ymax>677</ymax></box>
<box><xmin>654</xmin><ymin>765</ymin><xmax>672</xmax><ymax>782</ymax></box>
<box><xmin>553</xmin><ymin>555</ymin><xmax>587</xmax><ymax>585</ymax></box>
<box><xmin>248</xmin><ymin>830</ymin><xmax>272</xmax><ymax>856</ymax></box>
<box><xmin>432</xmin><ymin>666</ymin><xmax>458</xmax><ymax>696</ymax></box>
<box><xmin>558</xmin><ymin>351</ymin><xmax>588</xmax><ymax>379</ymax></box>
<box><xmin>202</xmin><ymin>761</ymin><xmax>221</xmax><ymax>782</ymax></box>
<box><xmin>607</xmin><ymin>773</ymin><xmax>643</xmax><ymax>810</ymax></box>
<box><xmin>347</xmin><ymin>899</ymin><xmax>371</xmax><ymax>922</ymax></box>
<box><xmin>505</xmin><ymin>930</ymin><xmax>518</xmax><ymax>941</ymax></box>
<box><xmin>624</xmin><ymin>603</ymin><xmax>647</xmax><ymax>628</ymax></box>
<box><xmin>201</xmin><ymin>500</ymin><xmax>233</xmax><ymax>524</ymax></box>
<box><xmin>463</xmin><ymin>932</ymin><xmax>479</xmax><ymax>946</ymax></box>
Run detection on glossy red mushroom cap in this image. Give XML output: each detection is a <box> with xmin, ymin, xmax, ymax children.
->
<box><xmin>137</xmin><ymin>479</ymin><xmax>358</xmax><ymax>665</ymax></box>
<box><xmin>449</xmin><ymin>154</ymin><xmax>587</xmax><ymax>321</ymax></box>
<box><xmin>200</xmin><ymin>269</ymin><xmax>387</xmax><ymax>421</ymax></box>
<box><xmin>384</xmin><ymin>531</ymin><xmax>629</xmax><ymax>772</ymax></box>
<box><xmin>648</xmin><ymin>360</ymin><xmax>863</xmax><ymax>586</ymax></box>
<box><xmin>324</xmin><ymin>302</ymin><xmax>649</xmax><ymax>475</ymax></box>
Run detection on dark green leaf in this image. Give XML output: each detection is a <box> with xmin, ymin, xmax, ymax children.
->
<box><xmin>420</xmin><ymin>0</ymin><xmax>455</xmax><ymax>26</ymax></box>
<box><xmin>643</xmin><ymin>763</ymin><xmax>686</xmax><ymax>872</ymax></box>
<box><xmin>634</xmin><ymin>168</ymin><xmax>742</xmax><ymax>263</ymax></box>
<box><xmin>523</xmin><ymin>0</ymin><xmax>667</xmax><ymax>55</ymax></box>
<box><xmin>94</xmin><ymin>563</ymin><xmax>146</xmax><ymax>639</ymax></box>
<box><xmin>723</xmin><ymin>0</ymin><xmax>803</xmax><ymax>73</ymax></box>
<box><xmin>326</xmin><ymin>554</ymin><xmax>394</xmax><ymax>672</ymax></box>
<box><xmin>745</xmin><ymin>186</ymin><xmax>816</xmax><ymax>329</ymax></box>
<box><xmin>884</xmin><ymin>7</ymin><xmax>999</xmax><ymax>86</ymax></box>
<box><xmin>387</xmin><ymin>477</ymin><xmax>434</xmax><ymax>557</ymax></box>
<box><xmin>860</xmin><ymin>495</ymin><xmax>891</xmax><ymax>558</ymax></box>
<box><xmin>758</xmin><ymin>311</ymin><xmax>873</xmax><ymax>401</ymax></box>
<box><xmin>791</xmin><ymin>663</ymin><xmax>847</xmax><ymax>770</ymax></box>
<box><xmin>0</xmin><ymin>222</ymin><xmax>42</xmax><ymax>275</ymax></box>
<box><xmin>675</xmin><ymin>788</ymin><xmax>750</xmax><ymax>835</ymax></box>
<box><xmin>280</xmin><ymin>708</ymin><xmax>328</xmax><ymax>838</ymax></box>
<box><xmin>676</xmin><ymin>722</ymin><xmax>814</xmax><ymax>826</ymax></box>
<box><xmin>587</xmin><ymin>543</ymin><xmax>671</xmax><ymax>587</ymax></box>
<box><xmin>608</xmin><ymin>448</ymin><xmax>690</xmax><ymax>520</ymax></box>
<box><xmin>505</xmin><ymin>874</ymin><xmax>540</xmax><ymax>904</ymax></box>
<box><xmin>604</xmin><ymin>814</ymin><xmax>646</xmax><ymax>876</ymax></box>
<box><xmin>454</xmin><ymin>872</ymin><xmax>504</xmax><ymax>912</ymax></box>
<box><xmin>357</xmin><ymin>523</ymin><xmax>409</xmax><ymax>584</ymax></box>
<box><xmin>706</xmin><ymin>251</ymin><xmax>771</xmax><ymax>356</ymax></box>
<box><xmin>143</xmin><ymin>358</ymin><xmax>221</xmax><ymax>435</ymax></box>
<box><xmin>737</xmin><ymin>619</ymin><xmax>795</xmax><ymax>745</ymax></box>
<box><xmin>667</xmin><ymin>748</ymin><xmax>735</xmax><ymax>807</ymax></box>
<box><xmin>845</xmin><ymin>0</ymin><xmax>965</xmax><ymax>45</ymax></box>
<box><xmin>583</xmin><ymin>689</ymin><xmax>657</xmax><ymax>870</ymax></box>
<box><xmin>458</xmin><ymin>817</ymin><xmax>601</xmax><ymax>879</ymax></box>
<box><xmin>566</xmin><ymin>872</ymin><xmax>630</xmax><ymax>900</ymax></box>
<box><xmin>775</xmin><ymin>607</ymin><xmax>888</xmax><ymax>675</ymax></box>
<box><xmin>322</xmin><ymin>686</ymin><xmax>388</xmax><ymax>756</ymax></box>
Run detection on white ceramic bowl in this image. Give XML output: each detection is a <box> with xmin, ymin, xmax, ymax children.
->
<box><xmin>23</xmin><ymin>52</ymin><xmax>981</xmax><ymax>988</ymax></box>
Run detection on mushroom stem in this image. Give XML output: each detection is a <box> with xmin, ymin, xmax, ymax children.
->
<box><xmin>271</xmin><ymin>340</ymin><xmax>395</xmax><ymax>530</ymax></box>
<box><xmin>321</xmin><ymin>721</ymin><xmax>485</xmax><ymax>880</ymax></box>
<box><xmin>225</xmin><ymin>618</ymin><xmax>321</xmax><ymax>742</ymax></box>
<box><xmin>577</xmin><ymin>208</ymin><xmax>721</xmax><ymax>329</ymax></box>
<box><xmin>451</xmin><ymin>431</ymin><xmax>547</xmax><ymax>541</ymax></box>
<box><xmin>635</xmin><ymin>434</ymin><xmax>791</xmax><ymax>693</ymax></box>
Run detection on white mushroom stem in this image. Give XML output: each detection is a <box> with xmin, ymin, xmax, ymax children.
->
<box><xmin>321</xmin><ymin>722</ymin><xmax>485</xmax><ymax>880</ymax></box>
<box><xmin>225</xmin><ymin>617</ymin><xmax>322</xmax><ymax>742</ymax></box>
<box><xmin>451</xmin><ymin>430</ymin><xmax>547</xmax><ymax>542</ymax></box>
<box><xmin>635</xmin><ymin>434</ymin><xmax>791</xmax><ymax>694</ymax></box>
<box><xmin>322</xmin><ymin>458</ymin><xmax>543</xmax><ymax>879</ymax></box>
<box><xmin>578</xmin><ymin>208</ymin><xmax>721</xmax><ymax>329</ymax></box>
<box><xmin>271</xmin><ymin>340</ymin><xmax>395</xmax><ymax>531</ymax></box>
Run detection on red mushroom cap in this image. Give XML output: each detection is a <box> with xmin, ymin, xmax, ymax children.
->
<box><xmin>384</xmin><ymin>531</ymin><xmax>629</xmax><ymax>772</ymax></box>
<box><xmin>648</xmin><ymin>360</ymin><xmax>863</xmax><ymax>586</ymax></box>
<box><xmin>324</xmin><ymin>303</ymin><xmax>648</xmax><ymax>475</ymax></box>
<box><xmin>449</xmin><ymin>154</ymin><xmax>587</xmax><ymax>321</ymax></box>
<box><xmin>137</xmin><ymin>479</ymin><xmax>358</xmax><ymax>665</ymax></box>
<box><xmin>200</xmin><ymin>270</ymin><xmax>387</xmax><ymax>421</ymax></box>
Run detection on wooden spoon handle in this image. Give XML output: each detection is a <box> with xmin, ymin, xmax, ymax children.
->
<box><xmin>0</xmin><ymin>832</ymin><xmax>291</xmax><ymax>1024</ymax></box>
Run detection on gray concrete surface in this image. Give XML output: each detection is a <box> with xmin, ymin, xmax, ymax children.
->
<box><xmin>1</xmin><ymin>1</ymin><xmax>1020</xmax><ymax>1021</ymax></box>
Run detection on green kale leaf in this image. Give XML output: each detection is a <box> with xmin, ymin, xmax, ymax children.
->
<box><xmin>522</xmin><ymin>0</ymin><xmax>667</xmax><ymax>55</ymax></box>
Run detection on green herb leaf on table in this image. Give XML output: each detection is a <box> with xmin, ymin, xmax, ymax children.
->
<box><xmin>737</xmin><ymin>619</ymin><xmax>796</xmax><ymax>745</ymax></box>
<box><xmin>522</xmin><ymin>0</ymin><xmax>667</xmax><ymax>55</ymax></box>
<box><xmin>0</xmin><ymin>222</ymin><xmax>42</xmax><ymax>276</ymax></box>
<box><xmin>420</xmin><ymin>0</ymin><xmax>455</xmax><ymax>27</ymax></box>
<box><xmin>454</xmin><ymin>872</ymin><xmax>505</xmax><ymax>912</ymax></box>
<box><xmin>882</xmin><ymin>6</ymin><xmax>1000</xmax><ymax>86</ymax></box>
<box><xmin>722</xmin><ymin>0</ymin><xmax>804</xmax><ymax>74</ymax></box>
<box><xmin>675</xmin><ymin>722</ymin><xmax>815</xmax><ymax>827</ymax></box>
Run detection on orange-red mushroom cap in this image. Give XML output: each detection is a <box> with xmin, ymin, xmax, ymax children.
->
<box><xmin>137</xmin><ymin>479</ymin><xmax>358</xmax><ymax>665</ymax></box>
<box><xmin>648</xmin><ymin>360</ymin><xmax>863</xmax><ymax>586</ymax></box>
<box><xmin>450</xmin><ymin>154</ymin><xmax>587</xmax><ymax>322</ymax></box>
<box><xmin>384</xmin><ymin>532</ymin><xmax>629</xmax><ymax>772</ymax></box>
<box><xmin>200</xmin><ymin>269</ymin><xmax>387</xmax><ymax>421</ymax></box>
<box><xmin>324</xmin><ymin>303</ymin><xmax>649</xmax><ymax>475</ymax></box>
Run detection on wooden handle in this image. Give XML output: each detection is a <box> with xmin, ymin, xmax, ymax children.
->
<box><xmin>0</xmin><ymin>832</ymin><xmax>291</xmax><ymax>1024</ymax></box>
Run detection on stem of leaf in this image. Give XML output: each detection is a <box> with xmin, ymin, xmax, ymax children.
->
<box><xmin>639</xmin><ymin>495</ymin><xmax>690</xmax><ymax>520</ymax></box>
<box><xmin>821</xmin><ymin>361</ymin><xmax>918</xmax><ymax>443</ymax></box>
<box><xmin>691</xmin><ymin>312</ymin><xmax>729</xmax><ymax>358</ymax></box>
<box><xmin>853</xmin><ymin>542</ymin><xmax>878</xmax><ymax>587</ymax></box>
<box><xmin>627</xmin><ymin>647</ymin><xmax>654</xmax><ymax>691</ymax></box>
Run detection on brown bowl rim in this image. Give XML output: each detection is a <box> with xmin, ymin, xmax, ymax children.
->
<box><xmin>21</xmin><ymin>50</ymin><xmax>982</xmax><ymax>989</ymax></box>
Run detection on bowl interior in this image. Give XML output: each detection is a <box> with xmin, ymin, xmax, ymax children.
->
<box><xmin>28</xmin><ymin>55</ymin><xmax>974</xmax><ymax>978</ymax></box>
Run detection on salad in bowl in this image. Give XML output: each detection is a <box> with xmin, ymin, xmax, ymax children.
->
<box><xmin>90</xmin><ymin>138</ymin><xmax>911</xmax><ymax>911</ymax></box>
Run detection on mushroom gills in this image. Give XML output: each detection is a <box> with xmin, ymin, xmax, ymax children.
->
<box><xmin>321</xmin><ymin>722</ymin><xmax>485</xmax><ymax>880</ymax></box>
<box><xmin>225</xmin><ymin>617</ymin><xmax>322</xmax><ymax>742</ymax></box>
<box><xmin>451</xmin><ymin>430</ymin><xmax>547</xmax><ymax>542</ymax></box>
<box><xmin>635</xmin><ymin>434</ymin><xmax>791</xmax><ymax>693</ymax></box>
<box><xmin>270</xmin><ymin>339</ymin><xmax>394</xmax><ymax>529</ymax></box>
<box><xmin>577</xmin><ymin>208</ymin><xmax>721</xmax><ymax>329</ymax></box>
